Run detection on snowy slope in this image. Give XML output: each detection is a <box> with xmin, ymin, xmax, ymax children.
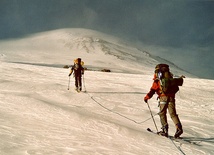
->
<box><xmin>0</xmin><ymin>28</ymin><xmax>213</xmax><ymax>155</ymax></box>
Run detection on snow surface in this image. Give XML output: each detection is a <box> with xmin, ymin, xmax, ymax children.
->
<box><xmin>0</xmin><ymin>28</ymin><xmax>214</xmax><ymax>155</ymax></box>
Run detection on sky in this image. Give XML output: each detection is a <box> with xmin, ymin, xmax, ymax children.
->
<box><xmin>0</xmin><ymin>0</ymin><xmax>214</xmax><ymax>79</ymax></box>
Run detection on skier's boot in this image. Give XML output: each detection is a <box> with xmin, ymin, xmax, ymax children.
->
<box><xmin>174</xmin><ymin>123</ymin><xmax>183</xmax><ymax>138</ymax></box>
<box><xmin>158</xmin><ymin>124</ymin><xmax>168</xmax><ymax>137</ymax></box>
<box><xmin>75</xmin><ymin>87</ymin><xmax>79</xmax><ymax>92</ymax></box>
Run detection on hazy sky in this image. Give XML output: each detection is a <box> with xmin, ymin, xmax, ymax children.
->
<box><xmin>1</xmin><ymin>0</ymin><xmax>214</xmax><ymax>79</ymax></box>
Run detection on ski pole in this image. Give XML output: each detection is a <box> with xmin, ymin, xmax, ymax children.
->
<box><xmin>67</xmin><ymin>76</ymin><xmax>70</xmax><ymax>90</ymax></box>
<box><xmin>83</xmin><ymin>73</ymin><xmax>86</xmax><ymax>92</ymax></box>
<box><xmin>146</xmin><ymin>102</ymin><xmax>158</xmax><ymax>132</ymax></box>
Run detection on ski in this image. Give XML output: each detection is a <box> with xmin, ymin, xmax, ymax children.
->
<box><xmin>76</xmin><ymin>90</ymin><xmax>81</xmax><ymax>93</ymax></box>
<box><xmin>147</xmin><ymin>128</ymin><xmax>158</xmax><ymax>134</ymax></box>
<box><xmin>147</xmin><ymin>128</ymin><xmax>199</xmax><ymax>145</ymax></box>
<box><xmin>74</xmin><ymin>88</ymin><xmax>80</xmax><ymax>93</ymax></box>
<box><xmin>74</xmin><ymin>89</ymin><xmax>86</xmax><ymax>93</ymax></box>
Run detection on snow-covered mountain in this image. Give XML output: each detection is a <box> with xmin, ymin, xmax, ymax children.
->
<box><xmin>0</xmin><ymin>28</ymin><xmax>192</xmax><ymax>76</ymax></box>
<box><xmin>0</xmin><ymin>28</ymin><xmax>213</xmax><ymax>155</ymax></box>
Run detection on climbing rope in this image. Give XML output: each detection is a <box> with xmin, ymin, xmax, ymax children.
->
<box><xmin>82</xmin><ymin>74</ymin><xmax>158</xmax><ymax>124</ymax></box>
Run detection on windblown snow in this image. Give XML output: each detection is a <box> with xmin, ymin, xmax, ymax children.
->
<box><xmin>0</xmin><ymin>28</ymin><xmax>213</xmax><ymax>155</ymax></box>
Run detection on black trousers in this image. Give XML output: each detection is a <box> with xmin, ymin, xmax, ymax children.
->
<box><xmin>75</xmin><ymin>76</ymin><xmax>82</xmax><ymax>88</ymax></box>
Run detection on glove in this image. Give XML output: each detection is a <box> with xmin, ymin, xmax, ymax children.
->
<box><xmin>144</xmin><ymin>95</ymin><xmax>149</xmax><ymax>103</ymax></box>
<box><xmin>180</xmin><ymin>75</ymin><xmax>185</xmax><ymax>78</ymax></box>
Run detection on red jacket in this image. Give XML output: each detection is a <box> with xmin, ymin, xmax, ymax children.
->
<box><xmin>144</xmin><ymin>78</ymin><xmax>175</xmax><ymax>101</ymax></box>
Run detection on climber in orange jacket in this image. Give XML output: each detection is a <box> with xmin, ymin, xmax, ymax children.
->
<box><xmin>144</xmin><ymin>64</ymin><xmax>185</xmax><ymax>138</ymax></box>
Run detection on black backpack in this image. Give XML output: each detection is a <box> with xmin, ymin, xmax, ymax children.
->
<box><xmin>73</xmin><ymin>59</ymin><xmax>83</xmax><ymax>76</ymax></box>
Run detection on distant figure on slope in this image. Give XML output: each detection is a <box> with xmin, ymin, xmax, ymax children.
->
<box><xmin>144</xmin><ymin>64</ymin><xmax>185</xmax><ymax>138</ymax></box>
<box><xmin>69</xmin><ymin>58</ymin><xmax>84</xmax><ymax>92</ymax></box>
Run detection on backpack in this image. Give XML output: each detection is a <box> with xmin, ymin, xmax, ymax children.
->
<box><xmin>74</xmin><ymin>58</ymin><xmax>84</xmax><ymax>66</ymax></box>
<box><xmin>73</xmin><ymin>58</ymin><xmax>84</xmax><ymax>76</ymax></box>
<box><xmin>155</xmin><ymin>64</ymin><xmax>183</xmax><ymax>94</ymax></box>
